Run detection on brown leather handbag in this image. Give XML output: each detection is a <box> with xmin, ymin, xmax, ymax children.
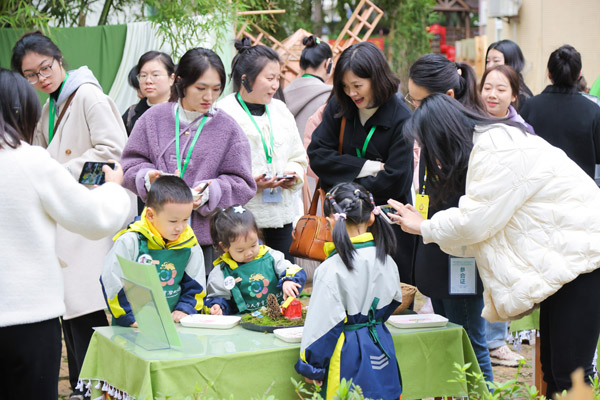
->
<box><xmin>289</xmin><ymin>117</ymin><xmax>346</xmax><ymax>261</ymax></box>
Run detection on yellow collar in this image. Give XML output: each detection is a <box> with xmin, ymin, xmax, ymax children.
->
<box><xmin>213</xmin><ymin>245</ymin><xmax>270</xmax><ymax>269</ymax></box>
<box><xmin>113</xmin><ymin>207</ymin><xmax>198</xmax><ymax>250</ymax></box>
<box><xmin>323</xmin><ymin>232</ymin><xmax>374</xmax><ymax>258</ymax></box>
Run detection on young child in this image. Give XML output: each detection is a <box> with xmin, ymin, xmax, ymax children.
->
<box><xmin>295</xmin><ymin>182</ymin><xmax>403</xmax><ymax>400</ymax></box>
<box><xmin>205</xmin><ymin>205</ymin><xmax>306</xmax><ymax>315</ymax></box>
<box><xmin>101</xmin><ymin>175</ymin><xmax>208</xmax><ymax>327</ymax></box>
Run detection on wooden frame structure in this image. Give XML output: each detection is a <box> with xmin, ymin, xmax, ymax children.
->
<box><xmin>330</xmin><ymin>0</ymin><xmax>384</xmax><ymax>58</ymax></box>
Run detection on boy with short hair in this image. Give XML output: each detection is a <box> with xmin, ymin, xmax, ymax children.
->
<box><xmin>101</xmin><ymin>175</ymin><xmax>207</xmax><ymax>327</ymax></box>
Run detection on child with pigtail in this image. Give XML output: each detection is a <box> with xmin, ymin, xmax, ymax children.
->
<box><xmin>295</xmin><ymin>182</ymin><xmax>403</xmax><ymax>400</ymax></box>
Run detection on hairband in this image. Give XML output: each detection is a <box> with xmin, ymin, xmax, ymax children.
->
<box><xmin>233</xmin><ymin>205</ymin><xmax>246</xmax><ymax>214</ymax></box>
<box><xmin>315</xmin><ymin>37</ymin><xmax>321</xmax><ymax>45</ymax></box>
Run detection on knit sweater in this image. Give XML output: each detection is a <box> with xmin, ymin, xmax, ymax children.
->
<box><xmin>1</xmin><ymin>142</ymin><xmax>130</xmax><ymax>327</ymax></box>
<box><xmin>121</xmin><ymin>102</ymin><xmax>256</xmax><ymax>245</ymax></box>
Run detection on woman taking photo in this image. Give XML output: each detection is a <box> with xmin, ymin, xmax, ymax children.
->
<box><xmin>390</xmin><ymin>93</ymin><xmax>600</xmax><ymax>397</ymax></box>
<box><xmin>0</xmin><ymin>68</ymin><xmax>130</xmax><ymax>400</ymax></box>
<box><xmin>11</xmin><ymin>31</ymin><xmax>129</xmax><ymax>400</ymax></box>
<box><xmin>121</xmin><ymin>47</ymin><xmax>256</xmax><ymax>273</ymax></box>
<box><xmin>406</xmin><ymin>53</ymin><xmax>493</xmax><ymax>382</ymax></box>
<box><xmin>217</xmin><ymin>38</ymin><xmax>307</xmax><ymax>261</ymax></box>
<box><xmin>122</xmin><ymin>51</ymin><xmax>175</xmax><ymax>135</ymax></box>
<box><xmin>307</xmin><ymin>41</ymin><xmax>414</xmax><ymax>283</ymax></box>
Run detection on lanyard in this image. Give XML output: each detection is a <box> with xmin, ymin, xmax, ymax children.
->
<box><xmin>175</xmin><ymin>105</ymin><xmax>208</xmax><ymax>178</ymax></box>
<box><xmin>48</xmin><ymin>72</ymin><xmax>69</xmax><ymax>145</ymax></box>
<box><xmin>421</xmin><ymin>168</ymin><xmax>428</xmax><ymax>194</ymax></box>
<box><xmin>356</xmin><ymin>125</ymin><xmax>376</xmax><ymax>158</ymax></box>
<box><xmin>236</xmin><ymin>92</ymin><xmax>273</xmax><ymax>164</ymax></box>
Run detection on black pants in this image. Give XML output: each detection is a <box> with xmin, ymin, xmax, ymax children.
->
<box><xmin>62</xmin><ymin>310</ymin><xmax>109</xmax><ymax>391</ymax></box>
<box><xmin>262</xmin><ymin>223</ymin><xmax>294</xmax><ymax>262</ymax></box>
<box><xmin>0</xmin><ymin>318</ymin><xmax>62</xmax><ymax>400</ymax></box>
<box><xmin>540</xmin><ymin>267</ymin><xmax>600</xmax><ymax>397</ymax></box>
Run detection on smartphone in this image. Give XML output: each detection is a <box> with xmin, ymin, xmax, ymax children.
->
<box><xmin>276</xmin><ymin>174</ymin><xmax>296</xmax><ymax>180</ymax></box>
<box><xmin>78</xmin><ymin>161</ymin><xmax>115</xmax><ymax>185</ymax></box>
<box><xmin>378</xmin><ymin>205</ymin><xmax>397</xmax><ymax>224</ymax></box>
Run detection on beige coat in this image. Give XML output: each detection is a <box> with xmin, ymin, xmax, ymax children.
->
<box><xmin>34</xmin><ymin>72</ymin><xmax>131</xmax><ymax>319</ymax></box>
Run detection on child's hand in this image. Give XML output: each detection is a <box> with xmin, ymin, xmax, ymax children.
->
<box><xmin>304</xmin><ymin>377</ymin><xmax>322</xmax><ymax>386</ymax></box>
<box><xmin>171</xmin><ymin>310</ymin><xmax>188</xmax><ymax>323</ymax></box>
<box><xmin>130</xmin><ymin>321</ymin><xmax>138</xmax><ymax>328</ymax></box>
<box><xmin>282</xmin><ymin>281</ymin><xmax>301</xmax><ymax>299</ymax></box>
<box><xmin>210</xmin><ymin>304</ymin><xmax>223</xmax><ymax>315</ymax></box>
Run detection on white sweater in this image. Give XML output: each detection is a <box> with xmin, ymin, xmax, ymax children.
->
<box><xmin>0</xmin><ymin>142</ymin><xmax>130</xmax><ymax>327</ymax></box>
<box><xmin>421</xmin><ymin>125</ymin><xmax>600</xmax><ymax>322</ymax></box>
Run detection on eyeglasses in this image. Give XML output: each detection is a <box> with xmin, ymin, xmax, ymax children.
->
<box><xmin>404</xmin><ymin>92</ymin><xmax>421</xmax><ymax>108</ymax></box>
<box><xmin>137</xmin><ymin>73</ymin><xmax>168</xmax><ymax>82</ymax></box>
<box><xmin>24</xmin><ymin>59</ymin><xmax>55</xmax><ymax>84</ymax></box>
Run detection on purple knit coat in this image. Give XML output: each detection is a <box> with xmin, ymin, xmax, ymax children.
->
<box><xmin>121</xmin><ymin>102</ymin><xmax>257</xmax><ymax>245</ymax></box>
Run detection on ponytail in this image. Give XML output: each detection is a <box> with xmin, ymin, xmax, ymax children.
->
<box><xmin>455</xmin><ymin>62</ymin><xmax>487</xmax><ymax>114</ymax></box>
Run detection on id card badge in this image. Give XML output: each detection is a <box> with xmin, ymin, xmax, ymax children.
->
<box><xmin>449</xmin><ymin>257</ymin><xmax>477</xmax><ymax>295</ymax></box>
<box><xmin>263</xmin><ymin>187</ymin><xmax>283</xmax><ymax>203</ymax></box>
<box><xmin>415</xmin><ymin>194</ymin><xmax>429</xmax><ymax>219</ymax></box>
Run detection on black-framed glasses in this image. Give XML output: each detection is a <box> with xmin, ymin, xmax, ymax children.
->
<box><xmin>137</xmin><ymin>73</ymin><xmax>168</xmax><ymax>82</ymax></box>
<box><xmin>24</xmin><ymin>59</ymin><xmax>55</xmax><ymax>84</ymax></box>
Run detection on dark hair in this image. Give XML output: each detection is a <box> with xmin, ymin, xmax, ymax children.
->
<box><xmin>137</xmin><ymin>50</ymin><xmax>175</xmax><ymax>77</ymax></box>
<box><xmin>577</xmin><ymin>75</ymin><xmax>588</xmax><ymax>93</ymax></box>
<box><xmin>480</xmin><ymin>64</ymin><xmax>520</xmax><ymax>110</ymax></box>
<box><xmin>230</xmin><ymin>37</ymin><xmax>281</xmax><ymax>93</ymax></box>
<box><xmin>146</xmin><ymin>175</ymin><xmax>193</xmax><ymax>211</ymax></box>
<box><xmin>409</xmin><ymin>53</ymin><xmax>486</xmax><ymax>114</ymax></box>
<box><xmin>127</xmin><ymin>66</ymin><xmax>140</xmax><ymax>90</ymax></box>
<box><xmin>333</xmin><ymin>42</ymin><xmax>400</xmax><ymax>117</ymax></box>
<box><xmin>403</xmin><ymin>94</ymin><xmax>526</xmax><ymax>203</ymax></box>
<box><xmin>170</xmin><ymin>47</ymin><xmax>226</xmax><ymax>101</ymax></box>
<box><xmin>0</xmin><ymin>69</ymin><xmax>41</xmax><ymax>148</ymax></box>
<box><xmin>547</xmin><ymin>45</ymin><xmax>582</xmax><ymax>89</ymax></box>
<box><xmin>486</xmin><ymin>40</ymin><xmax>533</xmax><ymax>97</ymax></box>
<box><xmin>300</xmin><ymin>36</ymin><xmax>333</xmax><ymax>70</ymax></box>
<box><xmin>209</xmin><ymin>205</ymin><xmax>260</xmax><ymax>254</ymax></box>
<box><xmin>323</xmin><ymin>182</ymin><xmax>396</xmax><ymax>270</ymax></box>
<box><xmin>11</xmin><ymin>31</ymin><xmax>63</xmax><ymax>73</ymax></box>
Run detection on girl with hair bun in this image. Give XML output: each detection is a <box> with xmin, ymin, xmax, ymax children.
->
<box><xmin>521</xmin><ymin>44</ymin><xmax>600</xmax><ymax>178</ymax></box>
<box><xmin>295</xmin><ymin>182</ymin><xmax>403</xmax><ymax>399</ymax></box>
<box><xmin>284</xmin><ymin>35</ymin><xmax>333</xmax><ymax>137</ymax></box>
<box><xmin>217</xmin><ymin>37</ymin><xmax>307</xmax><ymax>261</ymax></box>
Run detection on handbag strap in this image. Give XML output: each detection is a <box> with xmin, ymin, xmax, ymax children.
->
<box><xmin>311</xmin><ymin>116</ymin><xmax>347</xmax><ymax>215</ymax></box>
<box><xmin>54</xmin><ymin>89</ymin><xmax>78</xmax><ymax>133</ymax></box>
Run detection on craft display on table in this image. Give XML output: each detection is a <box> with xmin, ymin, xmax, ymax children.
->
<box><xmin>241</xmin><ymin>293</ymin><xmax>306</xmax><ymax>333</ymax></box>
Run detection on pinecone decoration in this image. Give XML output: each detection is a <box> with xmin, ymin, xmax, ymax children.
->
<box><xmin>266</xmin><ymin>293</ymin><xmax>281</xmax><ymax>320</ymax></box>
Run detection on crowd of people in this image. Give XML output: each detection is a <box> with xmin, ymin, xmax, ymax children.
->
<box><xmin>1</xmin><ymin>29</ymin><xmax>600</xmax><ymax>400</ymax></box>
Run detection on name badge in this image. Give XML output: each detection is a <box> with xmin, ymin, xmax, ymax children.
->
<box><xmin>449</xmin><ymin>257</ymin><xmax>477</xmax><ymax>295</ymax></box>
<box><xmin>263</xmin><ymin>187</ymin><xmax>283</xmax><ymax>203</ymax></box>
<box><xmin>415</xmin><ymin>194</ymin><xmax>429</xmax><ymax>219</ymax></box>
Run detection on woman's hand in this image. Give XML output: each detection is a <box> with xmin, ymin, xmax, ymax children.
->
<box><xmin>254</xmin><ymin>173</ymin><xmax>279</xmax><ymax>190</ymax></box>
<box><xmin>147</xmin><ymin>170</ymin><xmax>163</xmax><ymax>185</ymax></box>
<box><xmin>276</xmin><ymin>171</ymin><xmax>298</xmax><ymax>189</ymax></box>
<box><xmin>103</xmin><ymin>160</ymin><xmax>123</xmax><ymax>185</ymax></box>
<box><xmin>386</xmin><ymin>199</ymin><xmax>424</xmax><ymax>235</ymax></box>
<box><xmin>282</xmin><ymin>280</ymin><xmax>301</xmax><ymax>299</ymax></box>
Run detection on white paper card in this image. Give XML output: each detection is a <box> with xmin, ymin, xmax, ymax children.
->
<box><xmin>449</xmin><ymin>257</ymin><xmax>477</xmax><ymax>295</ymax></box>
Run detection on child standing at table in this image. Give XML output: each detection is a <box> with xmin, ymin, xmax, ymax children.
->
<box><xmin>295</xmin><ymin>182</ymin><xmax>403</xmax><ymax>400</ymax></box>
<box><xmin>101</xmin><ymin>176</ymin><xmax>208</xmax><ymax>327</ymax></box>
<box><xmin>205</xmin><ymin>205</ymin><xmax>306</xmax><ymax>315</ymax></box>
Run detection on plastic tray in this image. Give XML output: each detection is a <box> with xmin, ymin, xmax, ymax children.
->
<box><xmin>180</xmin><ymin>314</ymin><xmax>241</xmax><ymax>329</ymax></box>
<box><xmin>387</xmin><ymin>314</ymin><xmax>448</xmax><ymax>329</ymax></box>
<box><xmin>273</xmin><ymin>327</ymin><xmax>304</xmax><ymax>343</ymax></box>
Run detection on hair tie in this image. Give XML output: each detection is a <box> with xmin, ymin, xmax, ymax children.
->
<box><xmin>373</xmin><ymin>206</ymin><xmax>381</xmax><ymax>216</ymax></box>
<box><xmin>315</xmin><ymin>37</ymin><xmax>321</xmax><ymax>45</ymax></box>
<box><xmin>233</xmin><ymin>205</ymin><xmax>246</xmax><ymax>214</ymax></box>
<box><xmin>333</xmin><ymin>213</ymin><xmax>347</xmax><ymax>221</ymax></box>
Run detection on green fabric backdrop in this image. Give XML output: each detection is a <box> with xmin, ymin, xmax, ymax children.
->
<box><xmin>0</xmin><ymin>25</ymin><xmax>126</xmax><ymax>102</ymax></box>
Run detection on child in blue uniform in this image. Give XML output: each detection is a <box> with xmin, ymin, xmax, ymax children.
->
<box><xmin>295</xmin><ymin>182</ymin><xmax>403</xmax><ymax>400</ymax></box>
<box><xmin>205</xmin><ymin>205</ymin><xmax>306</xmax><ymax>315</ymax></box>
<box><xmin>101</xmin><ymin>176</ymin><xmax>208</xmax><ymax>326</ymax></box>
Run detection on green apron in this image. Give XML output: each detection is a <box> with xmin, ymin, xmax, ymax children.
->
<box><xmin>137</xmin><ymin>236</ymin><xmax>191</xmax><ymax>311</ymax></box>
<box><xmin>221</xmin><ymin>252</ymin><xmax>282</xmax><ymax>312</ymax></box>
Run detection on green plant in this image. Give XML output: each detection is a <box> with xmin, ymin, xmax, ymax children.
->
<box><xmin>292</xmin><ymin>377</ymin><xmax>373</xmax><ymax>400</ymax></box>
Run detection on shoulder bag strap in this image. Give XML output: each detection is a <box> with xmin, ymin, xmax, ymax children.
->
<box><xmin>54</xmin><ymin>89</ymin><xmax>78</xmax><ymax>133</ymax></box>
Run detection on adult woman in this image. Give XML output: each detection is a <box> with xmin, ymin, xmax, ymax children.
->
<box><xmin>307</xmin><ymin>41</ymin><xmax>414</xmax><ymax>283</ymax></box>
<box><xmin>0</xmin><ymin>68</ymin><xmax>130</xmax><ymax>400</ymax></box>
<box><xmin>122</xmin><ymin>51</ymin><xmax>175</xmax><ymax>135</ymax></box>
<box><xmin>11</xmin><ymin>31</ymin><xmax>129</xmax><ymax>400</ymax></box>
<box><xmin>217</xmin><ymin>38</ymin><xmax>307</xmax><ymax>261</ymax></box>
<box><xmin>122</xmin><ymin>47</ymin><xmax>256</xmax><ymax>273</ymax></box>
<box><xmin>390</xmin><ymin>93</ymin><xmax>600</xmax><ymax>396</ymax></box>
<box><xmin>485</xmin><ymin>39</ymin><xmax>534</xmax><ymax>110</ymax></box>
<box><xmin>521</xmin><ymin>45</ymin><xmax>600</xmax><ymax>179</ymax></box>
<box><xmin>283</xmin><ymin>35</ymin><xmax>333</xmax><ymax>137</ymax></box>
<box><xmin>406</xmin><ymin>53</ymin><xmax>493</xmax><ymax>382</ymax></box>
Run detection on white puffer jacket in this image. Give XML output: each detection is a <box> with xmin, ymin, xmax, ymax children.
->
<box><xmin>421</xmin><ymin>124</ymin><xmax>600</xmax><ymax>322</ymax></box>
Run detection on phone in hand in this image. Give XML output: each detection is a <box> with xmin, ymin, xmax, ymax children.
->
<box><xmin>276</xmin><ymin>174</ymin><xmax>296</xmax><ymax>180</ymax></box>
<box><xmin>378</xmin><ymin>205</ymin><xmax>397</xmax><ymax>224</ymax></box>
<box><xmin>78</xmin><ymin>161</ymin><xmax>115</xmax><ymax>185</ymax></box>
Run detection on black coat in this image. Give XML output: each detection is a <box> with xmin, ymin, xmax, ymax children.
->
<box><xmin>520</xmin><ymin>85</ymin><xmax>600</xmax><ymax>178</ymax></box>
<box><xmin>122</xmin><ymin>98</ymin><xmax>151</xmax><ymax>136</ymax></box>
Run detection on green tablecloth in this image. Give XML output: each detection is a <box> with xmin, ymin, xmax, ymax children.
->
<box><xmin>79</xmin><ymin>323</ymin><xmax>488</xmax><ymax>400</ymax></box>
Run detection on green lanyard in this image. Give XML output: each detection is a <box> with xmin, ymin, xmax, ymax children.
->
<box><xmin>356</xmin><ymin>125</ymin><xmax>376</xmax><ymax>158</ymax></box>
<box><xmin>236</xmin><ymin>92</ymin><xmax>274</xmax><ymax>164</ymax></box>
<box><xmin>47</xmin><ymin>72</ymin><xmax>69</xmax><ymax>145</ymax></box>
<box><xmin>175</xmin><ymin>105</ymin><xmax>208</xmax><ymax>178</ymax></box>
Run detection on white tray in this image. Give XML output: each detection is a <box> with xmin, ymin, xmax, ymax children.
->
<box><xmin>387</xmin><ymin>314</ymin><xmax>448</xmax><ymax>329</ymax></box>
<box><xmin>180</xmin><ymin>314</ymin><xmax>241</xmax><ymax>329</ymax></box>
<box><xmin>273</xmin><ymin>327</ymin><xmax>304</xmax><ymax>343</ymax></box>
